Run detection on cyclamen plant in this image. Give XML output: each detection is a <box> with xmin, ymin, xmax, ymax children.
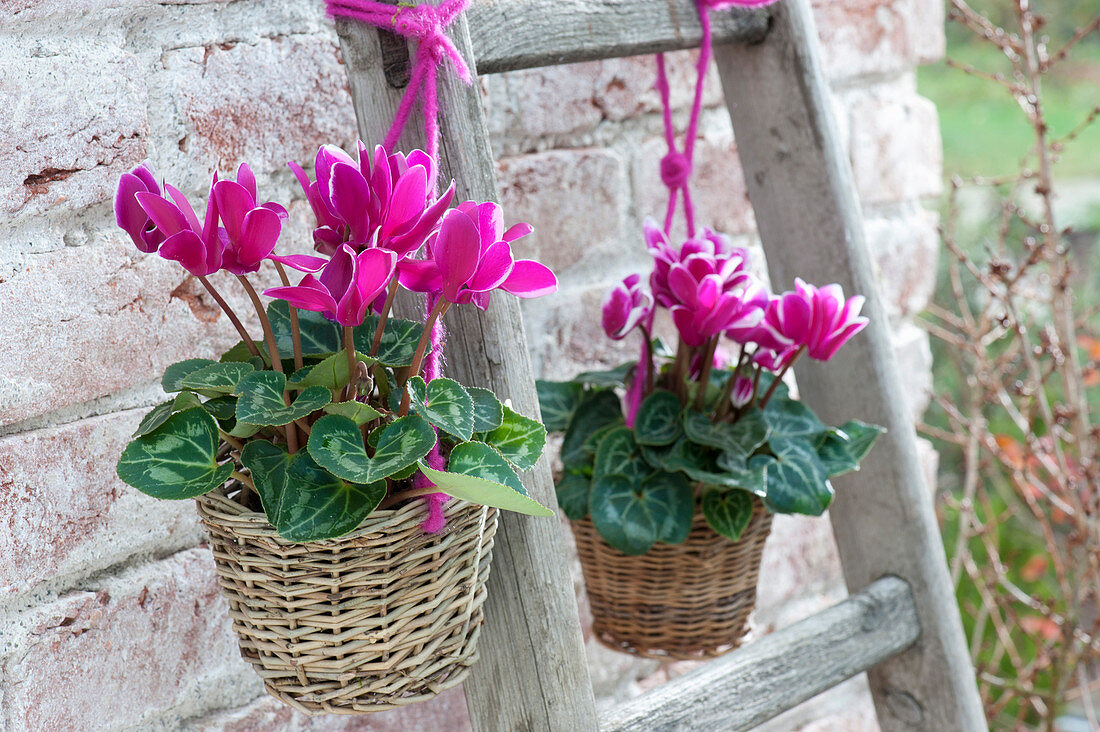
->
<box><xmin>538</xmin><ymin>221</ymin><xmax>885</xmax><ymax>555</ymax></box>
<box><xmin>115</xmin><ymin>141</ymin><xmax>557</xmax><ymax>542</ymax></box>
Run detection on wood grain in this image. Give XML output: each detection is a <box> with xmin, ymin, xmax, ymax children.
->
<box><xmin>713</xmin><ymin>1</ymin><xmax>987</xmax><ymax>729</ymax></box>
<box><xmin>601</xmin><ymin>576</ymin><xmax>921</xmax><ymax>732</ymax></box>
<box><xmin>467</xmin><ymin>0</ymin><xmax>769</xmax><ymax>74</ymax></box>
<box><xmin>335</xmin><ymin>8</ymin><xmax>600</xmax><ymax>731</ymax></box>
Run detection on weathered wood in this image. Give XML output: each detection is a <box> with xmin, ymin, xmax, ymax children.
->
<box><xmin>335</xmin><ymin>9</ymin><xmax>600</xmax><ymax>732</ymax></box>
<box><xmin>467</xmin><ymin>0</ymin><xmax>769</xmax><ymax>75</ymax></box>
<box><xmin>600</xmin><ymin>576</ymin><xmax>921</xmax><ymax>732</ymax></box>
<box><xmin>713</xmin><ymin>1</ymin><xmax>988</xmax><ymax>729</ymax></box>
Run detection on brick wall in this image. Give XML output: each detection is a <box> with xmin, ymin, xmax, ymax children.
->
<box><xmin>0</xmin><ymin>1</ymin><xmax>944</xmax><ymax>729</ymax></box>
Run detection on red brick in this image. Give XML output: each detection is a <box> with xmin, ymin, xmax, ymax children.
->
<box><xmin>847</xmin><ymin>87</ymin><xmax>942</xmax><ymax>204</ymax></box>
<box><xmin>865</xmin><ymin>209</ymin><xmax>939</xmax><ymax>318</ymax></box>
<box><xmin>0</xmin><ymin>39</ymin><xmax>147</xmax><ymax>217</ymax></box>
<box><xmin>813</xmin><ymin>0</ymin><xmax>945</xmax><ymax>82</ymax></box>
<box><xmin>497</xmin><ymin>149</ymin><xmax>630</xmax><ymax>277</ymax></box>
<box><xmin>191</xmin><ymin>687</ymin><xmax>471</xmax><ymax>732</ymax></box>
<box><xmin>165</xmin><ymin>36</ymin><xmax>355</xmax><ymax>177</ymax></box>
<box><xmin>3</xmin><ymin>548</ymin><xmax>247</xmax><ymax>730</ymax></box>
<box><xmin>0</xmin><ymin>410</ymin><xmax>201</xmax><ymax>596</ymax></box>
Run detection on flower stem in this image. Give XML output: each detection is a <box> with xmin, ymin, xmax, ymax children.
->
<box><xmin>236</xmin><ymin>275</ymin><xmax>298</xmax><ymax>453</ymax></box>
<box><xmin>694</xmin><ymin>336</ymin><xmax>719</xmax><ymax>411</ymax></box>
<box><xmin>715</xmin><ymin>344</ymin><xmax>749</xmax><ymax>420</ymax></box>
<box><xmin>639</xmin><ymin>324</ymin><xmax>655</xmax><ymax>396</ymax></box>
<box><xmin>197</xmin><ymin>276</ymin><xmax>261</xmax><ymax>360</ymax></box>
<box><xmin>758</xmin><ymin>345</ymin><xmax>806</xmax><ymax>409</ymax></box>
<box><xmin>399</xmin><ymin>298</ymin><xmax>451</xmax><ymax>416</ymax></box>
<box><xmin>370</xmin><ymin>279</ymin><xmax>400</xmax><ymax>357</ymax></box>
<box><xmin>344</xmin><ymin>326</ymin><xmax>357</xmax><ymax>402</ymax></box>
<box><xmin>272</xmin><ymin>262</ymin><xmax>304</xmax><ymax>371</ymax></box>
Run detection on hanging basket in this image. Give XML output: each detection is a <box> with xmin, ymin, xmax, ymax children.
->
<box><xmin>572</xmin><ymin>495</ymin><xmax>772</xmax><ymax>660</ymax></box>
<box><xmin>194</xmin><ymin>486</ymin><xmax>498</xmax><ymax>715</ymax></box>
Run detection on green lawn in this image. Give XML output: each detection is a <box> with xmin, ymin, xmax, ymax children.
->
<box><xmin>918</xmin><ymin>40</ymin><xmax>1100</xmax><ymax>179</ymax></box>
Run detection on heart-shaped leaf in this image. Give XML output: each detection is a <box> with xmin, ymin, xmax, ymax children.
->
<box><xmin>469</xmin><ymin>386</ymin><xmax>504</xmax><ymax>433</ymax></box>
<box><xmin>815</xmin><ymin>420</ymin><xmax>885</xmax><ymax>476</ymax></box>
<box><xmin>324</xmin><ymin>401</ymin><xmax>382</xmax><ymax>425</ymax></box>
<box><xmin>132</xmin><ymin>392</ymin><xmax>201</xmax><ymax>438</ymax></box>
<box><xmin>235</xmin><ymin>371</ymin><xmax>331</xmax><ymax>427</ymax></box>
<box><xmin>555</xmin><ymin>470</ymin><xmax>591</xmax><ymax>520</ymax></box>
<box><xmin>199</xmin><ymin>395</ymin><xmax>236</xmax><ymax>422</ymax></box>
<box><xmin>162</xmin><ymin>358</ymin><xmax>216</xmax><ymax>392</ymax></box>
<box><xmin>754</xmin><ymin>436</ymin><xmax>834</xmax><ymax>515</ymax></box>
<box><xmin>702</xmin><ymin>489</ymin><xmax>755</xmax><ymax>541</ymax></box>
<box><xmin>536</xmin><ymin>380</ymin><xmax>583</xmax><ymax>432</ymax></box>
<box><xmin>633</xmin><ymin>390</ymin><xmax>683</xmax><ymax>446</ymax></box>
<box><xmin>561</xmin><ymin>389</ymin><xmax>624</xmax><ymax>465</ymax></box>
<box><xmin>593</xmin><ymin>427</ymin><xmax>652</xmax><ymax>485</ymax></box>
<box><xmin>589</xmin><ymin>471</ymin><xmax>693</xmax><ymax>555</ymax></box>
<box><xmin>269</xmin><ymin>300</ymin><xmax>341</xmax><ymax>356</ymax></box>
<box><xmin>355</xmin><ymin>315</ymin><xmax>427</xmax><ymax>367</ymax></box>
<box><xmin>574</xmin><ymin>362</ymin><xmax>633</xmax><ymax>387</ymax></box>
<box><xmin>663</xmin><ymin>438</ymin><xmax>768</xmax><ymax>495</ymax></box>
<box><xmin>117</xmin><ymin>408</ymin><xmax>232</xmax><ymax>499</ymax></box>
<box><xmin>405</xmin><ymin>376</ymin><xmax>475</xmax><ymax>441</ymax></box>
<box><xmin>241</xmin><ymin>440</ymin><xmax>385</xmax><ymax>542</ymax></box>
<box><xmin>308</xmin><ymin>414</ymin><xmax>436</xmax><ymax>484</ymax></box>
<box><xmin>219</xmin><ymin>340</ymin><xmax>269</xmax><ymax>367</ymax></box>
<box><xmin>286</xmin><ymin>351</ymin><xmax>377</xmax><ymax>391</ymax></box>
<box><xmin>484</xmin><ymin>406</ymin><xmax>546</xmax><ymax>471</ymax></box>
<box><xmin>683</xmin><ymin>407</ymin><xmax>769</xmax><ymax>459</ymax></box>
<box><xmin>764</xmin><ymin>397</ymin><xmax>827</xmax><ymax>439</ymax></box>
<box><xmin>419</xmin><ymin>442</ymin><xmax>554</xmax><ymax>516</ymax></box>
<box><xmin>181</xmin><ymin>361</ymin><xmax>255</xmax><ymax>396</ymax></box>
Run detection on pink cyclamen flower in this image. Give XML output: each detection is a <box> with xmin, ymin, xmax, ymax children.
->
<box><xmin>602</xmin><ymin>274</ymin><xmax>654</xmax><ymax>340</ymax></box>
<box><xmin>751</xmin><ymin>279</ymin><xmax>868</xmax><ymax>361</ymax></box>
<box><xmin>116</xmin><ymin>163</ymin><xmax>165</xmax><ymax>253</ymax></box>
<box><xmin>731</xmin><ymin>375</ymin><xmax>755</xmax><ymax>408</ymax></box>
<box><xmin>211</xmin><ymin>164</ymin><xmax>289</xmax><ymax>275</ymax></box>
<box><xmin>264</xmin><ymin>244</ymin><xmax>397</xmax><ymax>327</ymax></box>
<box><xmin>665</xmin><ymin>251</ymin><xmax>760</xmax><ymax>348</ymax></box>
<box><xmin>646</xmin><ymin>220</ymin><xmax>748</xmax><ymax>309</ymax></box>
<box><xmin>398</xmin><ymin>202</ymin><xmax>557</xmax><ymax>310</ymax></box>
<box><xmin>296</xmin><ymin>142</ymin><xmax>455</xmax><ymax>259</ymax></box>
<box><xmin>753</xmin><ymin>346</ymin><xmax>799</xmax><ymax>372</ymax></box>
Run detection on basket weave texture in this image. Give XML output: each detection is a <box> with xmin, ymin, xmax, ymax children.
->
<box><xmin>195</xmin><ymin>488</ymin><xmax>498</xmax><ymax>715</ymax></box>
<box><xmin>573</xmin><ymin>496</ymin><xmax>772</xmax><ymax>660</ymax></box>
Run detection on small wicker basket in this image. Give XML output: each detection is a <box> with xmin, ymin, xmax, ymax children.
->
<box><xmin>573</xmin><ymin>496</ymin><xmax>772</xmax><ymax>660</ymax></box>
<box><xmin>195</xmin><ymin>487</ymin><xmax>497</xmax><ymax>715</ymax></box>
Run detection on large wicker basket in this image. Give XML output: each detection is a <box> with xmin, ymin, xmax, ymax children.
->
<box><xmin>573</xmin><ymin>496</ymin><xmax>772</xmax><ymax>660</ymax></box>
<box><xmin>195</xmin><ymin>487</ymin><xmax>498</xmax><ymax>715</ymax></box>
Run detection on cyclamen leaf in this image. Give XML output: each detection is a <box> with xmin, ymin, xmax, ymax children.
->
<box><xmin>633</xmin><ymin>390</ymin><xmax>683</xmax><ymax>446</ymax></box>
<box><xmin>241</xmin><ymin>440</ymin><xmax>385</xmax><ymax>542</ymax></box>
<box><xmin>220</xmin><ymin>340</ymin><xmax>269</xmax><ymax>367</ymax></box>
<box><xmin>574</xmin><ymin>362</ymin><xmax>633</xmax><ymax>387</ymax></box>
<box><xmin>419</xmin><ymin>442</ymin><xmax>554</xmax><ymax>517</ymax></box>
<box><xmin>683</xmin><ymin>408</ymin><xmax>768</xmax><ymax>459</ymax></box>
<box><xmin>405</xmin><ymin>376</ymin><xmax>475</xmax><ymax>441</ymax></box>
<box><xmin>323</xmin><ymin>401</ymin><xmax>382</xmax><ymax>425</ymax></box>
<box><xmin>133</xmin><ymin>394</ymin><xmax>200</xmax><ymax>438</ymax></box>
<box><xmin>589</xmin><ymin>471</ymin><xmax>693</xmax><ymax>555</ymax></box>
<box><xmin>468</xmin><ymin>387</ymin><xmax>504</xmax><ymax>433</ymax></box>
<box><xmin>535</xmin><ymin>380</ymin><xmax>583</xmax><ymax>432</ymax></box>
<box><xmin>702</xmin><ymin>489</ymin><xmax>755</xmax><ymax>541</ymax></box>
<box><xmin>181</xmin><ymin>361</ymin><xmax>255</xmax><ymax>396</ymax></box>
<box><xmin>162</xmin><ymin>358</ymin><xmax>216</xmax><ymax>392</ymax></box>
<box><xmin>200</xmin><ymin>395</ymin><xmax>236</xmax><ymax>421</ymax></box>
<box><xmin>755</xmin><ymin>436</ymin><xmax>834</xmax><ymax>516</ymax></box>
<box><xmin>286</xmin><ymin>351</ymin><xmax>377</xmax><ymax>391</ymax></box>
<box><xmin>308</xmin><ymin>414</ymin><xmax>436</xmax><ymax>484</ymax></box>
<box><xmin>117</xmin><ymin>408</ymin><xmax>232</xmax><ymax>499</ymax></box>
<box><xmin>355</xmin><ymin>315</ymin><xmax>427</xmax><ymax>367</ymax></box>
<box><xmin>269</xmin><ymin>300</ymin><xmax>341</xmax><ymax>356</ymax></box>
<box><xmin>555</xmin><ymin>471</ymin><xmax>591</xmax><ymax>520</ymax></box>
<box><xmin>484</xmin><ymin>406</ymin><xmax>546</xmax><ymax>471</ymax></box>
<box><xmin>235</xmin><ymin>371</ymin><xmax>331</xmax><ymax>427</ymax></box>
<box><xmin>764</xmin><ymin>397</ymin><xmax>827</xmax><ymax>439</ymax></box>
<box><xmin>814</xmin><ymin>420</ymin><xmax>885</xmax><ymax>477</ymax></box>
<box><xmin>593</xmin><ymin>427</ymin><xmax>651</xmax><ymax>485</ymax></box>
<box><xmin>561</xmin><ymin>389</ymin><xmax>624</xmax><ymax>466</ymax></box>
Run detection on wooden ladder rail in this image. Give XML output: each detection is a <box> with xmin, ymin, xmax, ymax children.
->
<box><xmin>335</xmin><ymin>1</ymin><xmax>988</xmax><ymax>729</ymax></box>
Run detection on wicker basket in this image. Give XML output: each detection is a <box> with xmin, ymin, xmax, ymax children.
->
<box><xmin>195</xmin><ymin>487</ymin><xmax>498</xmax><ymax>715</ymax></box>
<box><xmin>573</xmin><ymin>496</ymin><xmax>772</xmax><ymax>660</ymax></box>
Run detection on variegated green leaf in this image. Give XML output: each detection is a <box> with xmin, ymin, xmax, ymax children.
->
<box><xmin>323</xmin><ymin>401</ymin><xmax>383</xmax><ymax>425</ymax></box>
<box><xmin>702</xmin><ymin>489</ymin><xmax>754</xmax><ymax>541</ymax></box>
<box><xmin>162</xmin><ymin>358</ymin><xmax>216</xmax><ymax>392</ymax></box>
<box><xmin>633</xmin><ymin>389</ymin><xmax>682</xmax><ymax>446</ymax></box>
<box><xmin>484</xmin><ymin>406</ymin><xmax>546</xmax><ymax>471</ymax></box>
<box><xmin>404</xmin><ymin>376</ymin><xmax>474</xmax><ymax>441</ymax></box>
<box><xmin>308</xmin><ymin>414</ymin><xmax>436</xmax><ymax>484</ymax></box>
<box><xmin>117</xmin><ymin>408</ymin><xmax>232</xmax><ymax>499</ymax></box>
<box><xmin>235</xmin><ymin>371</ymin><xmax>331</xmax><ymax>427</ymax></box>
<box><xmin>535</xmin><ymin>380</ymin><xmax>583</xmax><ymax>432</ymax></box>
<box><xmin>419</xmin><ymin>442</ymin><xmax>553</xmax><ymax>517</ymax></box>
<box><xmin>181</xmin><ymin>361</ymin><xmax>255</xmax><ymax>396</ymax></box>
<box><xmin>269</xmin><ymin>300</ymin><xmax>342</xmax><ymax>356</ymax></box>
<box><xmin>468</xmin><ymin>387</ymin><xmax>504</xmax><ymax>433</ymax></box>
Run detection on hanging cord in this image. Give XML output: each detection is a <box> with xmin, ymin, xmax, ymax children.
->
<box><xmin>326</xmin><ymin>0</ymin><xmax>472</xmax><ymax>532</ymax></box>
<box><xmin>655</xmin><ymin>0</ymin><xmax>716</xmax><ymax>239</ymax></box>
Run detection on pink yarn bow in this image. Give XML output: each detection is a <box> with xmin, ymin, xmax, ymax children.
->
<box><xmin>325</xmin><ymin>0</ymin><xmax>472</xmax><ymax>191</ymax></box>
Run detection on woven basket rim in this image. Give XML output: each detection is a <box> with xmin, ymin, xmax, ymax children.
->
<box><xmin>197</xmin><ymin>483</ymin><xmax>479</xmax><ymax>548</ymax></box>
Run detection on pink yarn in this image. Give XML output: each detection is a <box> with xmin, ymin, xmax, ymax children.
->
<box><xmin>326</xmin><ymin>0</ymin><xmax>471</xmax><ymax>532</ymax></box>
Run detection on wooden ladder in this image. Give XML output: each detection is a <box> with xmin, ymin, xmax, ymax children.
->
<box><xmin>334</xmin><ymin>1</ymin><xmax>988</xmax><ymax>729</ymax></box>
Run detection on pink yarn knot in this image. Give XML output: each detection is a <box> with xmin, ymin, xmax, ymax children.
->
<box><xmin>391</xmin><ymin>2</ymin><xmax>472</xmax><ymax>84</ymax></box>
<box><xmin>660</xmin><ymin>151</ymin><xmax>692</xmax><ymax>189</ymax></box>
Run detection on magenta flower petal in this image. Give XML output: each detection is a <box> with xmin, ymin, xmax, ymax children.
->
<box><xmin>328</xmin><ymin>162</ymin><xmax>372</xmax><ymax>243</ymax></box>
<box><xmin>397</xmin><ymin>258</ymin><xmax>442</xmax><ymax>293</ymax></box>
<box><xmin>211</xmin><ymin>180</ymin><xmax>254</xmax><ymax>244</ymax></box>
<box><xmin>467</xmin><ymin>241</ymin><xmax>514</xmax><ymax>292</ymax></box>
<box><xmin>135</xmin><ymin>191</ymin><xmax>190</xmax><ymax>238</ymax></box>
<box><xmin>315</xmin><ymin>144</ymin><xmax>356</xmax><ymax>215</ymax></box>
<box><xmin>238</xmin><ymin>207</ymin><xmax>282</xmax><ymax>267</ymax></box>
<box><xmin>384</xmin><ymin>164</ymin><xmax>428</xmax><ymax>235</ymax></box>
<box><xmin>269</xmin><ymin>254</ymin><xmax>328</xmax><ymax>273</ymax></box>
<box><xmin>435</xmin><ymin>210</ymin><xmax>482</xmax><ymax>302</ymax></box>
<box><xmin>264</xmin><ymin>276</ymin><xmax>339</xmax><ymax>315</ymax></box>
<box><xmin>501</xmin><ymin>260</ymin><xmax>557</xmax><ymax>298</ymax></box>
<box><xmin>159</xmin><ymin>230</ymin><xmax>212</xmax><ymax>276</ymax></box>
<box><xmin>163</xmin><ymin>183</ymin><xmax>202</xmax><ymax>233</ymax></box>
<box><xmin>236</xmin><ymin>163</ymin><xmax>258</xmax><ymax>202</ymax></box>
<box><xmin>116</xmin><ymin>173</ymin><xmax>160</xmax><ymax>252</ymax></box>
<box><xmin>502</xmin><ymin>222</ymin><xmax>533</xmax><ymax>243</ymax></box>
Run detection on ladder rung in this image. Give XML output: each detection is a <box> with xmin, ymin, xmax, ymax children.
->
<box><xmin>468</xmin><ymin>0</ymin><xmax>770</xmax><ymax>75</ymax></box>
<box><xmin>599</xmin><ymin>576</ymin><xmax>920</xmax><ymax>732</ymax></box>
